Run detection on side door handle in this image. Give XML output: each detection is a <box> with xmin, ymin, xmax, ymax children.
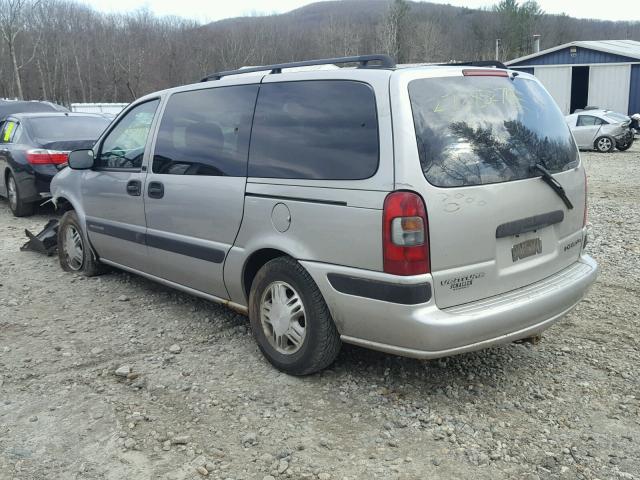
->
<box><xmin>126</xmin><ymin>179</ymin><xmax>141</xmax><ymax>196</ymax></box>
<box><xmin>148</xmin><ymin>181</ymin><xmax>164</xmax><ymax>199</ymax></box>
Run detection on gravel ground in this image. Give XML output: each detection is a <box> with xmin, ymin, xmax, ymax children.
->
<box><xmin>1</xmin><ymin>146</ymin><xmax>639</xmax><ymax>480</ymax></box>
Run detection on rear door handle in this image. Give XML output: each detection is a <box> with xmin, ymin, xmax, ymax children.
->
<box><xmin>126</xmin><ymin>179</ymin><xmax>141</xmax><ymax>196</ymax></box>
<box><xmin>148</xmin><ymin>181</ymin><xmax>164</xmax><ymax>199</ymax></box>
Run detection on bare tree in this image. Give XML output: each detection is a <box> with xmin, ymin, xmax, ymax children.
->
<box><xmin>0</xmin><ymin>0</ymin><xmax>40</xmax><ymax>99</ymax></box>
<box><xmin>380</xmin><ymin>0</ymin><xmax>411</xmax><ymax>63</ymax></box>
<box><xmin>0</xmin><ymin>0</ymin><xmax>637</xmax><ymax>103</ymax></box>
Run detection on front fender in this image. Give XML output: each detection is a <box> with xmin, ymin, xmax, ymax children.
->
<box><xmin>51</xmin><ymin>167</ymin><xmax>88</xmax><ymax>232</ymax></box>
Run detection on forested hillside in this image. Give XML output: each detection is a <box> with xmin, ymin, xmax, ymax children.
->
<box><xmin>0</xmin><ymin>0</ymin><xmax>638</xmax><ymax>104</ymax></box>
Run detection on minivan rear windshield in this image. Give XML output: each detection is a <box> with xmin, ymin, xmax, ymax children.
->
<box><xmin>408</xmin><ymin>75</ymin><xmax>579</xmax><ymax>187</ymax></box>
<box><xmin>29</xmin><ymin>116</ymin><xmax>110</xmax><ymax>143</ymax></box>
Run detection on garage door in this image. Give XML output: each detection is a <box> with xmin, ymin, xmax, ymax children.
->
<box><xmin>588</xmin><ymin>65</ymin><xmax>631</xmax><ymax>114</ymax></box>
<box><xmin>534</xmin><ymin>66</ymin><xmax>571</xmax><ymax>114</ymax></box>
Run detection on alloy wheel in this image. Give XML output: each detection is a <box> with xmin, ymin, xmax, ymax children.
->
<box><xmin>597</xmin><ymin>137</ymin><xmax>612</xmax><ymax>152</ymax></box>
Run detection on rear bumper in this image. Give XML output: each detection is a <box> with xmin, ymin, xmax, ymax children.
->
<box><xmin>13</xmin><ymin>165</ymin><xmax>56</xmax><ymax>203</ymax></box>
<box><xmin>302</xmin><ymin>254</ymin><xmax>598</xmax><ymax>359</ymax></box>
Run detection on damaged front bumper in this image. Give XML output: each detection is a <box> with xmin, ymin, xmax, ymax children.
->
<box><xmin>20</xmin><ymin>219</ymin><xmax>59</xmax><ymax>256</ymax></box>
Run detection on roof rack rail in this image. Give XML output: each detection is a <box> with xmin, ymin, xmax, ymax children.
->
<box><xmin>438</xmin><ymin>60</ymin><xmax>508</xmax><ymax>69</ymax></box>
<box><xmin>201</xmin><ymin>54</ymin><xmax>396</xmax><ymax>82</ymax></box>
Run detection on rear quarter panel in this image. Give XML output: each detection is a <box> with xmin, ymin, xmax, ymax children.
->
<box><xmin>224</xmin><ymin>69</ymin><xmax>394</xmax><ymax>305</ymax></box>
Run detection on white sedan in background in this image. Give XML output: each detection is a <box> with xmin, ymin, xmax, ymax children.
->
<box><xmin>566</xmin><ymin>109</ymin><xmax>634</xmax><ymax>153</ymax></box>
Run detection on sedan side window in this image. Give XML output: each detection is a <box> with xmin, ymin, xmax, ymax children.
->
<box><xmin>96</xmin><ymin>100</ymin><xmax>159</xmax><ymax>170</ymax></box>
<box><xmin>576</xmin><ymin>115</ymin><xmax>601</xmax><ymax>127</ymax></box>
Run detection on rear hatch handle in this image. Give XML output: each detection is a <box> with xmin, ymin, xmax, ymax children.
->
<box><xmin>531</xmin><ymin>163</ymin><xmax>574</xmax><ymax>210</ymax></box>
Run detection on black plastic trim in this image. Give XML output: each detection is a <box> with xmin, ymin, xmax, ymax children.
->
<box><xmin>245</xmin><ymin>192</ymin><xmax>347</xmax><ymax>206</ymax></box>
<box><xmin>327</xmin><ymin>273</ymin><xmax>432</xmax><ymax>305</ymax></box>
<box><xmin>86</xmin><ymin>221</ymin><xmax>225</xmax><ymax>263</ymax></box>
<box><xmin>439</xmin><ymin>60</ymin><xmax>508</xmax><ymax>69</ymax></box>
<box><xmin>496</xmin><ymin>210</ymin><xmax>564</xmax><ymax>238</ymax></box>
<box><xmin>87</xmin><ymin>221</ymin><xmax>145</xmax><ymax>245</ymax></box>
<box><xmin>146</xmin><ymin>234</ymin><xmax>225</xmax><ymax>263</ymax></box>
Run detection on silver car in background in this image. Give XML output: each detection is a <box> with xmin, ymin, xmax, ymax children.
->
<box><xmin>566</xmin><ymin>109</ymin><xmax>634</xmax><ymax>152</ymax></box>
<box><xmin>50</xmin><ymin>56</ymin><xmax>598</xmax><ymax>375</ymax></box>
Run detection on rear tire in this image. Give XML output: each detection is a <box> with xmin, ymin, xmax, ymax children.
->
<box><xmin>248</xmin><ymin>256</ymin><xmax>341</xmax><ymax>375</ymax></box>
<box><xmin>58</xmin><ymin>210</ymin><xmax>106</xmax><ymax>276</ymax></box>
<box><xmin>6</xmin><ymin>172</ymin><xmax>34</xmax><ymax>217</ymax></box>
<box><xmin>594</xmin><ymin>136</ymin><xmax>615</xmax><ymax>153</ymax></box>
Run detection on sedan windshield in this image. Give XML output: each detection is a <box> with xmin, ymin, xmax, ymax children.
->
<box><xmin>604</xmin><ymin>112</ymin><xmax>629</xmax><ymax>123</ymax></box>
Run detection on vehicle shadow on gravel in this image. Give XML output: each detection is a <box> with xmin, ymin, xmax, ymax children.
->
<box><xmin>101</xmin><ymin>266</ymin><xmax>533</xmax><ymax>390</ymax></box>
<box><xmin>1</xmin><ymin>198</ymin><xmax>59</xmax><ymax>216</ymax></box>
<box><xmin>328</xmin><ymin>341</ymin><xmax>539</xmax><ymax>399</ymax></box>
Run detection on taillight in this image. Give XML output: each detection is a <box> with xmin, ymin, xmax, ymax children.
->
<box><xmin>383</xmin><ymin>191</ymin><xmax>430</xmax><ymax>276</ymax></box>
<box><xmin>462</xmin><ymin>69</ymin><xmax>509</xmax><ymax>77</ymax></box>
<box><xmin>26</xmin><ymin>149</ymin><xmax>69</xmax><ymax>165</ymax></box>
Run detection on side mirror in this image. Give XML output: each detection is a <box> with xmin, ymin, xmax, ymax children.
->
<box><xmin>67</xmin><ymin>149</ymin><xmax>95</xmax><ymax>170</ymax></box>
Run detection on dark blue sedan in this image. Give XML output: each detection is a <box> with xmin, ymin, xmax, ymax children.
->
<box><xmin>0</xmin><ymin>112</ymin><xmax>111</xmax><ymax>216</ymax></box>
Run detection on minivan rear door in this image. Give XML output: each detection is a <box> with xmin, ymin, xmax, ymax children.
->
<box><xmin>392</xmin><ymin>69</ymin><xmax>586</xmax><ymax>309</ymax></box>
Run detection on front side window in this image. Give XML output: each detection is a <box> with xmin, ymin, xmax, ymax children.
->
<box><xmin>96</xmin><ymin>100</ymin><xmax>159</xmax><ymax>170</ymax></box>
<box><xmin>409</xmin><ymin>76</ymin><xmax>579</xmax><ymax>187</ymax></box>
<box><xmin>248</xmin><ymin>80</ymin><xmax>379</xmax><ymax>180</ymax></box>
<box><xmin>152</xmin><ymin>85</ymin><xmax>258</xmax><ymax>176</ymax></box>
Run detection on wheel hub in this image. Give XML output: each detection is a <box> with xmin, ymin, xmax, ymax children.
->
<box><xmin>64</xmin><ymin>225</ymin><xmax>84</xmax><ymax>271</ymax></box>
<box><xmin>598</xmin><ymin>138</ymin><xmax>611</xmax><ymax>150</ymax></box>
<box><xmin>260</xmin><ymin>281</ymin><xmax>306</xmax><ymax>354</ymax></box>
<box><xmin>7</xmin><ymin>177</ymin><xmax>17</xmax><ymax>209</ymax></box>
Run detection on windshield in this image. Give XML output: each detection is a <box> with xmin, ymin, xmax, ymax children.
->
<box><xmin>604</xmin><ymin>112</ymin><xmax>629</xmax><ymax>123</ymax></box>
<box><xmin>408</xmin><ymin>75</ymin><xmax>579</xmax><ymax>187</ymax></box>
<box><xmin>29</xmin><ymin>116</ymin><xmax>110</xmax><ymax>143</ymax></box>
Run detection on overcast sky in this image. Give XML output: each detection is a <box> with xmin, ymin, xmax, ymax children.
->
<box><xmin>79</xmin><ymin>0</ymin><xmax>640</xmax><ymax>23</ymax></box>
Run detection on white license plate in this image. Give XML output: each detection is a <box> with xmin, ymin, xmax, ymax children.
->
<box><xmin>511</xmin><ymin>238</ymin><xmax>542</xmax><ymax>262</ymax></box>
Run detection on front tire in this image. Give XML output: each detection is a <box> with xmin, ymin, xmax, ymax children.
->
<box><xmin>594</xmin><ymin>136</ymin><xmax>615</xmax><ymax>153</ymax></box>
<box><xmin>58</xmin><ymin>210</ymin><xmax>105</xmax><ymax>276</ymax></box>
<box><xmin>249</xmin><ymin>257</ymin><xmax>341</xmax><ymax>375</ymax></box>
<box><xmin>616</xmin><ymin>138</ymin><xmax>633</xmax><ymax>151</ymax></box>
<box><xmin>6</xmin><ymin>172</ymin><xmax>34</xmax><ymax>217</ymax></box>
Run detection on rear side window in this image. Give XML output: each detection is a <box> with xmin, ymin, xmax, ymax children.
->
<box><xmin>153</xmin><ymin>85</ymin><xmax>258</xmax><ymax>176</ymax></box>
<box><xmin>248</xmin><ymin>81</ymin><xmax>379</xmax><ymax>180</ymax></box>
<box><xmin>409</xmin><ymin>76</ymin><xmax>579</xmax><ymax>187</ymax></box>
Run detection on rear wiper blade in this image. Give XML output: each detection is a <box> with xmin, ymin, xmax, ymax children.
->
<box><xmin>531</xmin><ymin>163</ymin><xmax>574</xmax><ymax>210</ymax></box>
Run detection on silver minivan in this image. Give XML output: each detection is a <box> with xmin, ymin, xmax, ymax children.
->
<box><xmin>51</xmin><ymin>55</ymin><xmax>598</xmax><ymax>375</ymax></box>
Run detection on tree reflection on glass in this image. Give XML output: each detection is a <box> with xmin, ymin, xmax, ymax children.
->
<box><xmin>420</xmin><ymin>119</ymin><xmax>577</xmax><ymax>187</ymax></box>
